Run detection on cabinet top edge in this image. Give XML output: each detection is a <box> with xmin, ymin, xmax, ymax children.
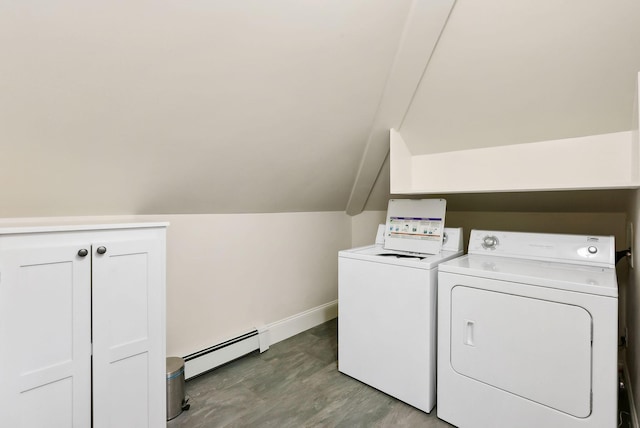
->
<box><xmin>0</xmin><ymin>222</ymin><xmax>170</xmax><ymax>235</ymax></box>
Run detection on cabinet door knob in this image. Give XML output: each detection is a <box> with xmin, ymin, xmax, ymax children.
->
<box><xmin>77</xmin><ymin>248</ymin><xmax>88</xmax><ymax>257</ymax></box>
<box><xmin>96</xmin><ymin>246</ymin><xmax>107</xmax><ymax>255</ymax></box>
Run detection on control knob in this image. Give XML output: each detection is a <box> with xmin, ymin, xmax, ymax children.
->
<box><xmin>482</xmin><ymin>235</ymin><xmax>499</xmax><ymax>250</ymax></box>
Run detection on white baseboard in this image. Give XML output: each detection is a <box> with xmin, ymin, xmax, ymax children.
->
<box><xmin>623</xmin><ymin>360</ymin><xmax>639</xmax><ymax>428</ymax></box>
<box><xmin>183</xmin><ymin>300</ymin><xmax>338</xmax><ymax>380</ymax></box>
<box><xmin>266</xmin><ymin>300</ymin><xmax>337</xmax><ymax>346</ymax></box>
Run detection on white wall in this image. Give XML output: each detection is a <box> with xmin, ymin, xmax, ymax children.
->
<box><xmin>0</xmin><ymin>0</ymin><xmax>414</xmax><ymax>217</ymax></box>
<box><xmin>351</xmin><ymin>210</ymin><xmax>387</xmax><ymax>247</ymax></box>
<box><xmin>391</xmin><ymin>130</ymin><xmax>638</xmax><ymax>194</ymax></box>
<box><xmin>627</xmin><ymin>190</ymin><xmax>640</xmax><ymax>418</ymax></box>
<box><xmin>399</xmin><ymin>1</ymin><xmax>640</xmax><ymax>155</ymax></box>
<box><xmin>160</xmin><ymin>212</ymin><xmax>351</xmax><ymax>357</ymax></box>
<box><xmin>445</xmin><ymin>211</ymin><xmax>626</xmax><ymax>248</ymax></box>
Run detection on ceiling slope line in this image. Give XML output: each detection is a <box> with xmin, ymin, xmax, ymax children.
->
<box><xmin>396</xmin><ymin>2</ymin><xmax>456</xmax><ymax>132</ymax></box>
<box><xmin>345</xmin><ymin>0</ymin><xmax>456</xmax><ymax>216</ymax></box>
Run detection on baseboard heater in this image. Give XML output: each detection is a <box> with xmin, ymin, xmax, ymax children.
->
<box><xmin>181</xmin><ymin>301</ymin><xmax>338</xmax><ymax>381</ymax></box>
<box><xmin>183</xmin><ymin>327</ymin><xmax>270</xmax><ymax>380</ymax></box>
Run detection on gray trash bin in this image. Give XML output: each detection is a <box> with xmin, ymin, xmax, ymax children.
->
<box><xmin>166</xmin><ymin>357</ymin><xmax>187</xmax><ymax>421</ymax></box>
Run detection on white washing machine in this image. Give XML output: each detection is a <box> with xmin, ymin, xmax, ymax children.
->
<box><xmin>437</xmin><ymin>230</ymin><xmax>618</xmax><ymax>428</ymax></box>
<box><xmin>338</xmin><ymin>227</ymin><xmax>464</xmax><ymax>413</ymax></box>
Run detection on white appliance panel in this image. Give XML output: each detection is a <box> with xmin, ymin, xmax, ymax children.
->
<box><xmin>468</xmin><ymin>230</ymin><xmax>615</xmax><ymax>267</ymax></box>
<box><xmin>338</xmin><ymin>257</ymin><xmax>437</xmax><ymax>412</ymax></box>
<box><xmin>450</xmin><ymin>286</ymin><xmax>592</xmax><ymax>418</ymax></box>
<box><xmin>439</xmin><ymin>254</ymin><xmax>618</xmax><ymax>297</ymax></box>
<box><xmin>338</xmin><ymin>226</ymin><xmax>462</xmax><ymax>414</ymax></box>
<box><xmin>438</xmin><ymin>254</ymin><xmax>618</xmax><ymax>428</ymax></box>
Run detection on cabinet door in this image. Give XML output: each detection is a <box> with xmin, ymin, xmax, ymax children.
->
<box><xmin>0</xmin><ymin>243</ymin><xmax>92</xmax><ymax>428</ymax></box>
<box><xmin>92</xmin><ymin>236</ymin><xmax>165</xmax><ymax>428</ymax></box>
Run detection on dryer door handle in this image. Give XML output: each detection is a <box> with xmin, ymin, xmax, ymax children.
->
<box><xmin>464</xmin><ymin>320</ymin><xmax>475</xmax><ymax>346</ymax></box>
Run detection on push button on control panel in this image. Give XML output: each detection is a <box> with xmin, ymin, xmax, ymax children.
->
<box><xmin>578</xmin><ymin>245</ymin><xmax>602</xmax><ymax>258</ymax></box>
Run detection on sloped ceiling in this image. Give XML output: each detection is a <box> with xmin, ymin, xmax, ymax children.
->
<box><xmin>400</xmin><ymin>0</ymin><xmax>640</xmax><ymax>155</ymax></box>
<box><xmin>365</xmin><ymin>0</ymin><xmax>640</xmax><ymax>211</ymax></box>
<box><xmin>0</xmin><ymin>0</ymin><xmax>413</xmax><ymax>216</ymax></box>
<box><xmin>1</xmin><ymin>1</ymin><xmax>639</xmax><ymax>217</ymax></box>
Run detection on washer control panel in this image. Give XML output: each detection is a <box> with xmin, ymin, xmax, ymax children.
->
<box><xmin>441</xmin><ymin>227</ymin><xmax>464</xmax><ymax>252</ymax></box>
<box><xmin>468</xmin><ymin>230</ymin><xmax>615</xmax><ymax>267</ymax></box>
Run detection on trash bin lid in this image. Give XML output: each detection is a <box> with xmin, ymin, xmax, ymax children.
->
<box><xmin>166</xmin><ymin>357</ymin><xmax>185</xmax><ymax>377</ymax></box>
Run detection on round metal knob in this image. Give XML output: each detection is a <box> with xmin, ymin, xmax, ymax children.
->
<box><xmin>482</xmin><ymin>235</ymin><xmax>499</xmax><ymax>249</ymax></box>
<box><xmin>77</xmin><ymin>248</ymin><xmax>88</xmax><ymax>257</ymax></box>
<box><xmin>588</xmin><ymin>246</ymin><xmax>598</xmax><ymax>254</ymax></box>
<box><xmin>96</xmin><ymin>246</ymin><xmax>107</xmax><ymax>255</ymax></box>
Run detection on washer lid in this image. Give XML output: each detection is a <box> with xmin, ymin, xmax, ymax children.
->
<box><xmin>339</xmin><ymin>245</ymin><xmax>463</xmax><ymax>269</ymax></box>
<box><xmin>439</xmin><ymin>254</ymin><xmax>618</xmax><ymax>297</ymax></box>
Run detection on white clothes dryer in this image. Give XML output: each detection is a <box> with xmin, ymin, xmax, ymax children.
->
<box><xmin>338</xmin><ymin>227</ymin><xmax>464</xmax><ymax>413</ymax></box>
<box><xmin>437</xmin><ymin>230</ymin><xmax>618</xmax><ymax>428</ymax></box>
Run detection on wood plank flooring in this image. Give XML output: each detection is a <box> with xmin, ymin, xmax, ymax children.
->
<box><xmin>167</xmin><ymin>318</ymin><xmax>453</xmax><ymax>427</ymax></box>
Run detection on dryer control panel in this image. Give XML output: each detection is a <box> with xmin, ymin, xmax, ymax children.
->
<box><xmin>468</xmin><ymin>230</ymin><xmax>615</xmax><ymax>267</ymax></box>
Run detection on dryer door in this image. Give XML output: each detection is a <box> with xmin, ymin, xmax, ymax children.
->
<box><xmin>450</xmin><ymin>285</ymin><xmax>593</xmax><ymax>418</ymax></box>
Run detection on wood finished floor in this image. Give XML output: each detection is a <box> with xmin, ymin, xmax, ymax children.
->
<box><xmin>167</xmin><ymin>318</ymin><xmax>453</xmax><ymax>427</ymax></box>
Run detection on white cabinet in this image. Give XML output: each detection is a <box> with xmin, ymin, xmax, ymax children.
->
<box><xmin>0</xmin><ymin>223</ymin><xmax>167</xmax><ymax>428</ymax></box>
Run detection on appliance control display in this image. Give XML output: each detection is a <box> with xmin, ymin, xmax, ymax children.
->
<box><xmin>388</xmin><ymin>216</ymin><xmax>443</xmax><ymax>242</ymax></box>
